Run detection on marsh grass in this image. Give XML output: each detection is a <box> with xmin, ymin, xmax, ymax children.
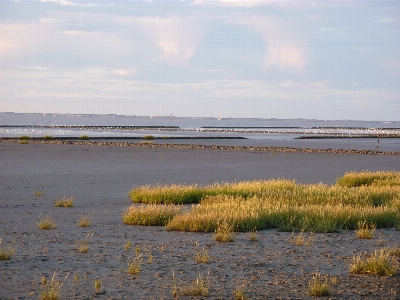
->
<box><xmin>40</xmin><ymin>271</ymin><xmax>69</xmax><ymax>300</ymax></box>
<box><xmin>20</xmin><ymin>140</ymin><xmax>29</xmax><ymax>144</ymax></box>
<box><xmin>248</xmin><ymin>228</ymin><xmax>258</xmax><ymax>242</ymax></box>
<box><xmin>308</xmin><ymin>271</ymin><xmax>331</xmax><ymax>296</ymax></box>
<box><xmin>233</xmin><ymin>284</ymin><xmax>248</xmax><ymax>300</ymax></box>
<box><xmin>0</xmin><ymin>238</ymin><xmax>15</xmax><ymax>260</ymax></box>
<box><xmin>19</xmin><ymin>135</ymin><xmax>31</xmax><ymax>140</ymax></box>
<box><xmin>78</xmin><ymin>135</ymin><xmax>90</xmax><ymax>140</ymax></box>
<box><xmin>214</xmin><ymin>221</ymin><xmax>235</xmax><ymax>242</ymax></box>
<box><xmin>337</xmin><ymin>171</ymin><xmax>400</xmax><ymax>187</ymax></box>
<box><xmin>43</xmin><ymin>135</ymin><xmax>54</xmax><ymax>140</ymax></box>
<box><xmin>75</xmin><ymin>231</ymin><xmax>94</xmax><ymax>253</ymax></box>
<box><xmin>350</xmin><ymin>248</ymin><xmax>398</xmax><ymax>276</ymax></box>
<box><xmin>77</xmin><ymin>216</ymin><xmax>91</xmax><ymax>227</ymax></box>
<box><xmin>54</xmin><ymin>197</ymin><xmax>74</xmax><ymax>207</ymax></box>
<box><xmin>37</xmin><ymin>214</ymin><xmax>57</xmax><ymax>230</ymax></box>
<box><xmin>143</xmin><ymin>135</ymin><xmax>155</xmax><ymax>140</ymax></box>
<box><xmin>356</xmin><ymin>221</ymin><xmax>376</xmax><ymax>239</ymax></box>
<box><xmin>122</xmin><ymin>204</ymin><xmax>182</xmax><ymax>226</ymax></box>
<box><xmin>172</xmin><ymin>271</ymin><xmax>209</xmax><ymax>297</ymax></box>
<box><xmin>290</xmin><ymin>230</ymin><xmax>315</xmax><ymax>246</ymax></box>
<box><xmin>195</xmin><ymin>248</ymin><xmax>210</xmax><ymax>263</ymax></box>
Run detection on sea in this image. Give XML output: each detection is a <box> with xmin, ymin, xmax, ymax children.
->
<box><xmin>1</xmin><ymin>112</ymin><xmax>400</xmax><ymax>152</ymax></box>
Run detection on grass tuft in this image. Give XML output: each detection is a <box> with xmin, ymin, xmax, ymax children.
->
<box><xmin>214</xmin><ymin>221</ymin><xmax>235</xmax><ymax>243</ymax></box>
<box><xmin>290</xmin><ymin>230</ymin><xmax>315</xmax><ymax>246</ymax></box>
<box><xmin>78</xmin><ymin>216</ymin><xmax>91</xmax><ymax>227</ymax></box>
<box><xmin>37</xmin><ymin>214</ymin><xmax>57</xmax><ymax>230</ymax></box>
<box><xmin>78</xmin><ymin>135</ymin><xmax>90</xmax><ymax>140</ymax></box>
<box><xmin>34</xmin><ymin>191</ymin><xmax>45</xmax><ymax>197</ymax></box>
<box><xmin>127</xmin><ymin>254</ymin><xmax>142</xmax><ymax>275</ymax></box>
<box><xmin>350</xmin><ymin>248</ymin><xmax>398</xmax><ymax>276</ymax></box>
<box><xmin>308</xmin><ymin>271</ymin><xmax>331</xmax><ymax>296</ymax></box>
<box><xmin>39</xmin><ymin>271</ymin><xmax>69</xmax><ymax>300</ymax></box>
<box><xmin>195</xmin><ymin>248</ymin><xmax>210</xmax><ymax>264</ymax></box>
<box><xmin>43</xmin><ymin>135</ymin><xmax>54</xmax><ymax>140</ymax></box>
<box><xmin>0</xmin><ymin>238</ymin><xmax>15</xmax><ymax>260</ymax></box>
<box><xmin>19</xmin><ymin>135</ymin><xmax>31</xmax><ymax>140</ymax></box>
<box><xmin>20</xmin><ymin>140</ymin><xmax>29</xmax><ymax>144</ymax></box>
<box><xmin>54</xmin><ymin>197</ymin><xmax>74</xmax><ymax>207</ymax></box>
<box><xmin>143</xmin><ymin>135</ymin><xmax>155</xmax><ymax>140</ymax></box>
<box><xmin>356</xmin><ymin>220</ymin><xmax>376</xmax><ymax>239</ymax></box>
<box><xmin>75</xmin><ymin>231</ymin><xmax>94</xmax><ymax>253</ymax></box>
<box><xmin>172</xmin><ymin>271</ymin><xmax>209</xmax><ymax>297</ymax></box>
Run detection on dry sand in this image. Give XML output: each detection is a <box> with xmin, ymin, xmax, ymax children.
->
<box><xmin>1</xmin><ymin>141</ymin><xmax>399</xmax><ymax>299</ymax></box>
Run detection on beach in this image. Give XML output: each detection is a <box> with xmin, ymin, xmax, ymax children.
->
<box><xmin>1</xmin><ymin>141</ymin><xmax>400</xmax><ymax>299</ymax></box>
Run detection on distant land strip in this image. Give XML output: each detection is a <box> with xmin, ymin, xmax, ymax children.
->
<box><xmin>1</xmin><ymin>138</ymin><xmax>399</xmax><ymax>156</ymax></box>
<box><xmin>0</xmin><ymin>125</ymin><xmax>179</xmax><ymax>129</ymax></box>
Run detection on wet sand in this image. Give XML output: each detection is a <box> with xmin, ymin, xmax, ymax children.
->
<box><xmin>0</xmin><ymin>141</ymin><xmax>399</xmax><ymax>299</ymax></box>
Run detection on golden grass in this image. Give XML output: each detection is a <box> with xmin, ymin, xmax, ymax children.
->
<box><xmin>34</xmin><ymin>191</ymin><xmax>45</xmax><ymax>197</ymax></box>
<box><xmin>37</xmin><ymin>215</ymin><xmax>57</xmax><ymax>230</ymax></box>
<box><xmin>350</xmin><ymin>248</ymin><xmax>398</xmax><ymax>276</ymax></box>
<box><xmin>122</xmin><ymin>204</ymin><xmax>182</xmax><ymax>226</ymax></box>
<box><xmin>195</xmin><ymin>248</ymin><xmax>210</xmax><ymax>263</ymax></box>
<box><xmin>290</xmin><ymin>230</ymin><xmax>315</xmax><ymax>246</ymax></box>
<box><xmin>0</xmin><ymin>238</ymin><xmax>15</xmax><ymax>260</ymax></box>
<box><xmin>355</xmin><ymin>221</ymin><xmax>376</xmax><ymax>239</ymax></box>
<box><xmin>40</xmin><ymin>271</ymin><xmax>69</xmax><ymax>300</ymax></box>
<box><xmin>77</xmin><ymin>216</ymin><xmax>91</xmax><ymax>227</ymax></box>
<box><xmin>54</xmin><ymin>197</ymin><xmax>74</xmax><ymax>207</ymax></box>
<box><xmin>214</xmin><ymin>221</ymin><xmax>235</xmax><ymax>242</ymax></box>
<box><xmin>172</xmin><ymin>272</ymin><xmax>209</xmax><ymax>297</ymax></box>
<box><xmin>337</xmin><ymin>171</ymin><xmax>400</xmax><ymax>187</ymax></box>
<box><xmin>75</xmin><ymin>232</ymin><xmax>93</xmax><ymax>253</ymax></box>
<box><xmin>126</xmin><ymin>255</ymin><xmax>142</xmax><ymax>275</ymax></box>
<box><xmin>308</xmin><ymin>271</ymin><xmax>331</xmax><ymax>296</ymax></box>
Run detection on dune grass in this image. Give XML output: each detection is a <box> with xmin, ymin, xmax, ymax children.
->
<box><xmin>125</xmin><ymin>172</ymin><xmax>400</xmax><ymax>233</ymax></box>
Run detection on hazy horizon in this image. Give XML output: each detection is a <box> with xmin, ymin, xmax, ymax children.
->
<box><xmin>1</xmin><ymin>1</ymin><xmax>399</xmax><ymax>121</ymax></box>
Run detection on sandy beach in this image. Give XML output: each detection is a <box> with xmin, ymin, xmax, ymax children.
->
<box><xmin>1</xmin><ymin>141</ymin><xmax>399</xmax><ymax>299</ymax></box>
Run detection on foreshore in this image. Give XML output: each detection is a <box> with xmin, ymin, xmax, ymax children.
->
<box><xmin>1</xmin><ymin>141</ymin><xmax>399</xmax><ymax>299</ymax></box>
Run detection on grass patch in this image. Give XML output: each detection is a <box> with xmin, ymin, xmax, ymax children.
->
<box><xmin>0</xmin><ymin>238</ymin><xmax>15</xmax><ymax>260</ymax></box>
<box><xmin>290</xmin><ymin>230</ymin><xmax>315</xmax><ymax>246</ymax></box>
<box><xmin>355</xmin><ymin>220</ymin><xmax>376</xmax><ymax>239</ymax></box>
<box><xmin>350</xmin><ymin>248</ymin><xmax>398</xmax><ymax>276</ymax></box>
<box><xmin>337</xmin><ymin>171</ymin><xmax>400</xmax><ymax>187</ymax></box>
<box><xmin>94</xmin><ymin>278</ymin><xmax>102</xmax><ymax>293</ymax></box>
<box><xmin>39</xmin><ymin>271</ymin><xmax>69</xmax><ymax>300</ymax></box>
<box><xmin>308</xmin><ymin>271</ymin><xmax>331</xmax><ymax>296</ymax></box>
<box><xmin>34</xmin><ymin>191</ymin><xmax>45</xmax><ymax>197</ymax></box>
<box><xmin>78</xmin><ymin>216</ymin><xmax>91</xmax><ymax>227</ymax></box>
<box><xmin>122</xmin><ymin>204</ymin><xmax>182</xmax><ymax>226</ymax></box>
<box><xmin>19</xmin><ymin>135</ymin><xmax>31</xmax><ymax>140</ymax></box>
<box><xmin>143</xmin><ymin>135</ymin><xmax>155</xmax><ymax>140</ymax></box>
<box><xmin>233</xmin><ymin>284</ymin><xmax>249</xmax><ymax>300</ymax></box>
<box><xmin>78</xmin><ymin>135</ymin><xmax>90</xmax><ymax>140</ymax></box>
<box><xmin>126</xmin><ymin>254</ymin><xmax>142</xmax><ymax>275</ymax></box>
<box><xmin>37</xmin><ymin>214</ymin><xmax>57</xmax><ymax>230</ymax></box>
<box><xmin>172</xmin><ymin>271</ymin><xmax>209</xmax><ymax>297</ymax></box>
<box><xmin>54</xmin><ymin>197</ymin><xmax>74</xmax><ymax>207</ymax></box>
<box><xmin>20</xmin><ymin>140</ymin><xmax>29</xmax><ymax>144</ymax></box>
<box><xmin>43</xmin><ymin>135</ymin><xmax>54</xmax><ymax>140</ymax></box>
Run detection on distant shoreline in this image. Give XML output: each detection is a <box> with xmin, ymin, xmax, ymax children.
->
<box><xmin>1</xmin><ymin>138</ymin><xmax>399</xmax><ymax>156</ymax></box>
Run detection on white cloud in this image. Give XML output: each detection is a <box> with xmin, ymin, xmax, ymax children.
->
<box><xmin>111</xmin><ymin>68</ymin><xmax>137</xmax><ymax>76</ymax></box>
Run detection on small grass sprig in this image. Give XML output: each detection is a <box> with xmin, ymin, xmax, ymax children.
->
<box><xmin>0</xmin><ymin>238</ymin><xmax>15</xmax><ymax>260</ymax></box>
<box><xmin>37</xmin><ymin>214</ymin><xmax>57</xmax><ymax>230</ymax></box>
<box><xmin>290</xmin><ymin>230</ymin><xmax>315</xmax><ymax>246</ymax></box>
<box><xmin>308</xmin><ymin>270</ymin><xmax>331</xmax><ymax>296</ymax></box>
<box><xmin>356</xmin><ymin>221</ymin><xmax>376</xmax><ymax>239</ymax></box>
<box><xmin>195</xmin><ymin>248</ymin><xmax>210</xmax><ymax>264</ymax></box>
<box><xmin>39</xmin><ymin>271</ymin><xmax>69</xmax><ymax>300</ymax></box>
<box><xmin>77</xmin><ymin>216</ymin><xmax>91</xmax><ymax>227</ymax></box>
<box><xmin>75</xmin><ymin>231</ymin><xmax>94</xmax><ymax>253</ymax></box>
<box><xmin>126</xmin><ymin>254</ymin><xmax>143</xmax><ymax>275</ymax></box>
<box><xmin>214</xmin><ymin>221</ymin><xmax>235</xmax><ymax>243</ymax></box>
<box><xmin>54</xmin><ymin>197</ymin><xmax>74</xmax><ymax>207</ymax></box>
<box><xmin>172</xmin><ymin>271</ymin><xmax>210</xmax><ymax>297</ymax></box>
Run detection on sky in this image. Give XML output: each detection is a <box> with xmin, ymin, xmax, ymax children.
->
<box><xmin>0</xmin><ymin>0</ymin><xmax>399</xmax><ymax>120</ymax></box>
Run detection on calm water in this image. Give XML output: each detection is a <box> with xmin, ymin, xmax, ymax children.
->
<box><xmin>1</xmin><ymin>113</ymin><xmax>399</xmax><ymax>151</ymax></box>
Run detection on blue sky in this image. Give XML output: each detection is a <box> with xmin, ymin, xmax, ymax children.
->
<box><xmin>1</xmin><ymin>0</ymin><xmax>399</xmax><ymax>120</ymax></box>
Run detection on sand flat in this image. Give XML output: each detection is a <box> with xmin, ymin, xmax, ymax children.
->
<box><xmin>1</xmin><ymin>142</ymin><xmax>399</xmax><ymax>299</ymax></box>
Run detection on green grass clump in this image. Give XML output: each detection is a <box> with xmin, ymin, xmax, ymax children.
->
<box><xmin>143</xmin><ymin>135</ymin><xmax>155</xmax><ymax>140</ymax></box>
<box><xmin>350</xmin><ymin>248</ymin><xmax>398</xmax><ymax>276</ymax></box>
<box><xmin>122</xmin><ymin>204</ymin><xmax>182</xmax><ymax>226</ymax></box>
<box><xmin>37</xmin><ymin>215</ymin><xmax>57</xmax><ymax>230</ymax></box>
<box><xmin>19</xmin><ymin>135</ymin><xmax>31</xmax><ymax>140</ymax></box>
<box><xmin>43</xmin><ymin>135</ymin><xmax>54</xmax><ymax>140</ymax></box>
<box><xmin>308</xmin><ymin>271</ymin><xmax>331</xmax><ymax>296</ymax></box>
<box><xmin>78</xmin><ymin>135</ymin><xmax>90</xmax><ymax>140</ymax></box>
<box><xmin>54</xmin><ymin>197</ymin><xmax>74</xmax><ymax>207</ymax></box>
<box><xmin>337</xmin><ymin>171</ymin><xmax>400</xmax><ymax>187</ymax></box>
